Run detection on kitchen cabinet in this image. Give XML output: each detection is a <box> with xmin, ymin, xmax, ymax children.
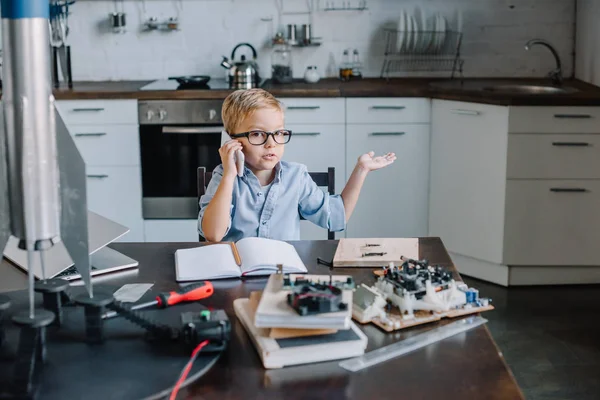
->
<box><xmin>57</xmin><ymin>99</ymin><xmax>144</xmax><ymax>242</ymax></box>
<box><xmin>429</xmin><ymin>99</ymin><xmax>600</xmax><ymax>285</ymax></box>
<box><xmin>144</xmin><ymin>220</ymin><xmax>199</xmax><ymax>242</ymax></box>
<box><xmin>278</xmin><ymin>97</ymin><xmax>347</xmax><ymax>240</ymax></box>
<box><xmin>283</xmin><ymin>123</ymin><xmax>345</xmax><ymax>240</ymax></box>
<box><xmin>345</xmin><ymin>98</ymin><xmax>431</xmax><ymax>238</ymax></box>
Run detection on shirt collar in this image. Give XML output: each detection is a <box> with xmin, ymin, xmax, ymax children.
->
<box><xmin>241</xmin><ymin>162</ymin><xmax>283</xmax><ymax>183</ymax></box>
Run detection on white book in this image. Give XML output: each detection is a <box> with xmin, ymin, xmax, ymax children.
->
<box><xmin>174</xmin><ymin>237</ymin><xmax>307</xmax><ymax>282</ymax></box>
<box><xmin>254</xmin><ymin>273</ymin><xmax>353</xmax><ymax>330</ymax></box>
<box><xmin>234</xmin><ymin>298</ymin><xmax>368</xmax><ymax>369</ymax></box>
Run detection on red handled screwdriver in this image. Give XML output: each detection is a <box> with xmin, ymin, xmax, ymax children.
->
<box><xmin>103</xmin><ymin>281</ymin><xmax>214</xmax><ymax>320</ymax></box>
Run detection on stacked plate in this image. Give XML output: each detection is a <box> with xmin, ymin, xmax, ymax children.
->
<box><xmin>395</xmin><ymin>8</ymin><xmax>447</xmax><ymax>54</ymax></box>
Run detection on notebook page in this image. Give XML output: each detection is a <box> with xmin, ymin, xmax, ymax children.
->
<box><xmin>236</xmin><ymin>238</ymin><xmax>307</xmax><ymax>275</ymax></box>
<box><xmin>175</xmin><ymin>244</ymin><xmax>240</xmax><ymax>281</ymax></box>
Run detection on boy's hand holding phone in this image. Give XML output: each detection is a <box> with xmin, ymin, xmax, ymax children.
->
<box><xmin>219</xmin><ymin>139</ymin><xmax>244</xmax><ymax>179</ymax></box>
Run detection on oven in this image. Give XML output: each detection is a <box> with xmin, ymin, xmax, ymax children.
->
<box><xmin>138</xmin><ymin>99</ymin><xmax>224</xmax><ymax>219</ymax></box>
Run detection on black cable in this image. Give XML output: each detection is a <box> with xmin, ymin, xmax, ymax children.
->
<box><xmin>105</xmin><ymin>301</ymin><xmax>177</xmax><ymax>341</ymax></box>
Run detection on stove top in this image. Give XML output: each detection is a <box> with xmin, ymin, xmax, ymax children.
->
<box><xmin>140</xmin><ymin>78</ymin><xmax>231</xmax><ymax>91</ymax></box>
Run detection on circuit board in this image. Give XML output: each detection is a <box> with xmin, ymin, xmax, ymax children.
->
<box><xmin>351</xmin><ymin>259</ymin><xmax>494</xmax><ymax>332</ymax></box>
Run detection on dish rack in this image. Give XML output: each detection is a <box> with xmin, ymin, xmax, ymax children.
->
<box><xmin>380</xmin><ymin>28</ymin><xmax>464</xmax><ymax>79</ymax></box>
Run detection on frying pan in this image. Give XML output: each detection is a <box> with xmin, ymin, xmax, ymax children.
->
<box><xmin>168</xmin><ymin>75</ymin><xmax>211</xmax><ymax>86</ymax></box>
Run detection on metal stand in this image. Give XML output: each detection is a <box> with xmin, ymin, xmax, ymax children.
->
<box><xmin>74</xmin><ymin>292</ymin><xmax>114</xmax><ymax>344</ymax></box>
<box><xmin>10</xmin><ymin>310</ymin><xmax>55</xmax><ymax>400</ymax></box>
<box><xmin>34</xmin><ymin>279</ymin><xmax>69</xmax><ymax>327</ymax></box>
<box><xmin>0</xmin><ymin>295</ymin><xmax>10</xmax><ymax>348</ymax></box>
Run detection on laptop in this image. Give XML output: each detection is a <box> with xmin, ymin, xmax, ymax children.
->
<box><xmin>2</xmin><ymin>211</ymin><xmax>139</xmax><ymax>282</ymax></box>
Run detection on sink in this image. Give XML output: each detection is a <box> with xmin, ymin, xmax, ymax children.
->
<box><xmin>429</xmin><ymin>80</ymin><xmax>580</xmax><ymax>95</ymax></box>
<box><xmin>480</xmin><ymin>84</ymin><xmax>579</xmax><ymax>94</ymax></box>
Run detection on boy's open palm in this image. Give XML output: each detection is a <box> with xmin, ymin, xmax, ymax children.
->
<box><xmin>357</xmin><ymin>151</ymin><xmax>396</xmax><ymax>171</ymax></box>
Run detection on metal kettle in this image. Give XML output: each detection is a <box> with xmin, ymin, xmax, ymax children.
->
<box><xmin>221</xmin><ymin>43</ymin><xmax>261</xmax><ymax>89</ymax></box>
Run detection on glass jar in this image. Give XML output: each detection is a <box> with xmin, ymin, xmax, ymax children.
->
<box><xmin>271</xmin><ymin>41</ymin><xmax>293</xmax><ymax>84</ymax></box>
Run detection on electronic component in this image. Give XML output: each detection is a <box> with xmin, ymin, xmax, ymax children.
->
<box><xmin>181</xmin><ymin>310</ymin><xmax>231</xmax><ymax>352</ymax></box>
<box><xmin>287</xmin><ymin>281</ymin><xmax>347</xmax><ymax>316</ymax></box>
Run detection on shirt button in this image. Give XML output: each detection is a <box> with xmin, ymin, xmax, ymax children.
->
<box><xmin>258</xmin><ymin>192</ymin><xmax>263</xmax><ymax>196</ymax></box>
<box><xmin>262</xmin><ymin>221</ymin><xmax>267</xmax><ymax>225</ymax></box>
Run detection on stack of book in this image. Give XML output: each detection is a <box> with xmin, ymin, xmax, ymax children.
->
<box><xmin>234</xmin><ymin>272</ymin><xmax>368</xmax><ymax>369</ymax></box>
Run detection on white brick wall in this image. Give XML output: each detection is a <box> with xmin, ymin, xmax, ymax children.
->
<box><xmin>575</xmin><ymin>0</ymin><xmax>600</xmax><ymax>85</ymax></box>
<box><xmin>60</xmin><ymin>0</ymin><xmax>574</xmax><ymax>81</ymax></box>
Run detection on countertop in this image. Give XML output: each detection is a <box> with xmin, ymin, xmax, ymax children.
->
<box><xmin>2</xmin><ymin>77</ymin><xmax>600</xmax><ymax>105</ymax></box>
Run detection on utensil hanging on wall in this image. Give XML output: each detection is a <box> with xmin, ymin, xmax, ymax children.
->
<box><xmin>49</xmin><ymin>0</ymin><xmax>74</xmax><ymax>89</ymax></box>
<box><xmin>111</xmin><ymin>0</ymin><xmax>126</xmax><ymax>33</ymax></box>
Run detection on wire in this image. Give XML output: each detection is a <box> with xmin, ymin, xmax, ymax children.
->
<box><xmin>169</xmin><ymin>340</ymin><xmax>210</xmax><ymax>400</ymax></box>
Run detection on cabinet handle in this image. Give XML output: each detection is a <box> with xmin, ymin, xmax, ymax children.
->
<box><xmin>86</xmin><ymin>174</ymin><xmax>109</xmax><ymax>179</ymax></box>
<box><xmin>287</xmin><ymin>106</ymin><xmax>320</xmax><ymax>110</ymax></box>
<box><xmin>72</xmin><ymin>108</ymin><xmax>105</xmax><ymax>112</ymax></box>
<box><xmin>370</xmin><ymin>132</ymin><xmax>405</xmax><ymax>136</ymax></box>
<box><xmin>370</xmin><ymin>105</ymin><xmax>406</xmax><ymax>110</ymax></box>
<box><xmin>162</xmin><ymin>126</ymin><xmax>224</xmax><ymax>134</ymax></box>
<box><xmin>550</xmin><ymin>188</ymin><xmax>588</xmax><ymax>193</ymax></box>
<box><xmin>552</xmin><ymin>142</ymin><xmax>590</xmax><ymax>147</ymax></box>
<box><xmin>450</xmin><ymin>109</ymin><xmax>481</xmax><ymax>116</ymax></box>
<box><xmin>554</xmin><ymin>114</ymin><xmax>592</xmax><ymax>119</ymax></box>
<box><xmin>75</xmin><ymin>132</ymin><xmax>107</xmax><ymax>137</ymax></box>
<box><xmin>294</xmin><ymin>132</ymin><xmax>321</xmax><ymax>136</ymax></box>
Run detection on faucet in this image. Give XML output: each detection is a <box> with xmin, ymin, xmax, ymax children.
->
<box><xmin>525</xmin><ymin>39</ymin><xmax>563</xmax><ymax>85</ymax></box>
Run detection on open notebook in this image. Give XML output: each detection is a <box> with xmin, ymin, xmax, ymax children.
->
<box><xmin>174</xmin><ymin>237</ymin><xmax>307</xmax><ymax>282</ymax></box>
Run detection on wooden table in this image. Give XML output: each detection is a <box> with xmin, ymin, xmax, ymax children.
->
<box><xmin>93</xmin><ymin>238</ymin><xmax>523</xmax><ymax>400</ymax></box>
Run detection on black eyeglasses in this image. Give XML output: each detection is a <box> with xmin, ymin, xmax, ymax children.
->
<box><xmin>230</xmin><ymin>130</ymin><xmax>292</xmax><ymax>145</ymax></box>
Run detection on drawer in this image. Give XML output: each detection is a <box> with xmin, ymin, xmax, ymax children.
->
<box><xmin>346</xmin><ymin>98</ymin><xmax>430</xmax><ymax>124</ymax></box>
<box><xmin>56</xmin><ymin>100</ymin><xmax>138</xmax><ymax>126</ymax></box>
<box><xmin>509</xmin><ymin>106</ymin><xmax>600</xmax><ymax>133</ymax></box>
<box><xmin>144</xmin><ymin>220</ymin><xmax>199</xmax><ymax>242</ymax></box>
<box><xmin>278</xmin><ymin>98</ymin><xmax>345</xmax><ymax>124</ymax></box>
<box><xmin>71</xmin><ymin>125</ymin><xmax>140</xmax><ymax>166</ymax></box>
<box><xmin>507</xmin><ymin>134</ymin><xmax>600</xmax><ymax>179</ymax></box>
<box><xmin>85</xmin><ymin>166</ymin><xmax>144</xmax><ymax>242</ymax></box>
<box><xmin>503</xmin><ymin>180</ymin><xmax>600</xmax><ymax>265</ymax></box>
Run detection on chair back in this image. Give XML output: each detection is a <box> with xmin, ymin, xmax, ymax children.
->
<box><xmin>197</xmin><ymin>166</ymin><xmax>336</xmax><ymax>240</ymax></box>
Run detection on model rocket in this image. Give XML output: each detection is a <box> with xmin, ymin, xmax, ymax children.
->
<box><xmin>0</xmin><ymin>0</ymin><xmax>93</xmax><ymax>318</ymax></box>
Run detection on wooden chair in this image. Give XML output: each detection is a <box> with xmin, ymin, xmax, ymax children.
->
<box><xmin>197</xmin><ymin>166</ymin><xmax>336</xmax><ymax>241</ymax></box>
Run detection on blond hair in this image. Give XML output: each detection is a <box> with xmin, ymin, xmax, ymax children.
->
<box><xmin>221</xmin><ymin>88</ymin><xmax>283</xmax><ymax>133</ymax></box>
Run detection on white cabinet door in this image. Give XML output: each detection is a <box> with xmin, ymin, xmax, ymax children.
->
<box><xmin>86</xmin><ymin>166</ymin><xmax>144</xmax><ymax>242</ymax></box>
<box><xmin>428</xmin><ymin>100</ymin><xmax>509</xmax><ymax>264</ymax></box>
<box><xmin>345</xmin><ymin>124</ymin><xmax>430</xmax><ymax>238</ymax></box>
<box><xmin>284</xmin><ymin>124</ymin><xmax>346</xmax><ymax>239</ymax></box>
<box><xmin>144</xmin><ymin>220</ymin><xmax>200</xmax><ymax>242</ymax></box>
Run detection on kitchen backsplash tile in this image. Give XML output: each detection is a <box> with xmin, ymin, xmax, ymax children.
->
<box><xmin>53</xmin><ymin>0</ymin><xmax>575</xmax><ymax>81</ymax></box>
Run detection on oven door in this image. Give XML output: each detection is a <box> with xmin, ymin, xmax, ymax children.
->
<box><xmin>140</xmin><ymin>124</ymin><xmax>223</xmax><ymax>219</ymax></box>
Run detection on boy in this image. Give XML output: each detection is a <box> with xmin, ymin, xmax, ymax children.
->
<box><xmin>198</xmin><ymin>88</ymin><xmax>396</xmax><ymax>242</ymax></box>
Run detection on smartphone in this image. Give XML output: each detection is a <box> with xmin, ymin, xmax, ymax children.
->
<box><xmin>221</xmin><ymin>130</ymin><xmax>244</xmax><ymax>177</ymax></box>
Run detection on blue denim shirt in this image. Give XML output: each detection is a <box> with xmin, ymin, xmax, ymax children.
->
<box><xmin>198</xmin><ymin>161</ymin><xmax>346</xmax><ymax>241</ymax></box>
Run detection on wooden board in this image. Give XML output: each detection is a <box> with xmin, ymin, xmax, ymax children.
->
<box><xmin>352</xmin><ymin>305</ymin><xmax>495</xmax><ymax>332</ymax></box>
<box><xmin>332</xmin><ymin>238</ymin><xmax>420</xmax><ymax>267</ymax></box>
